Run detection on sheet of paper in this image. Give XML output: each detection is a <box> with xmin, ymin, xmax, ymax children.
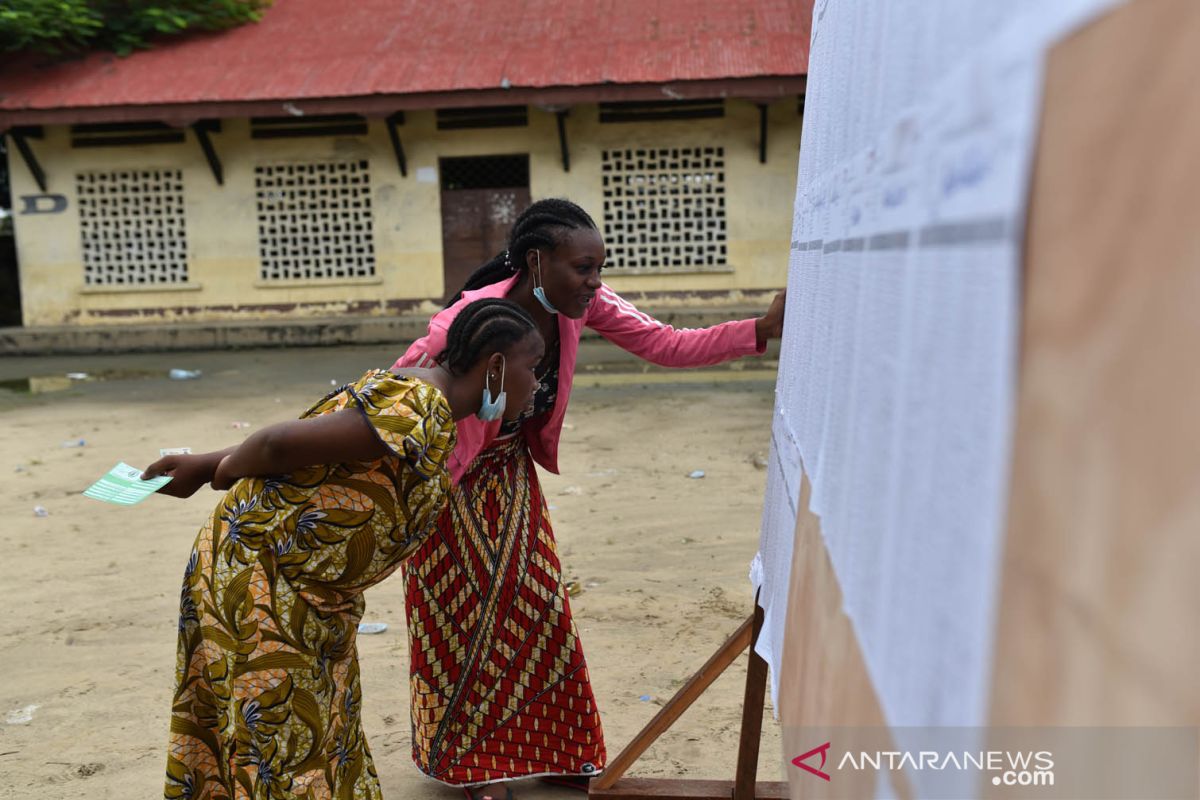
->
<box><xmin>83</xmin><ymin>462</ymin><xmax>172</xmax><ymax>506</ymax></box>
<box><xmin>753</xmin><ymin>0</ymin><xmax>1129</xmax><ymax>734</ymax></box>
<box><xmin>750</xmin><ymin>438</ymin><xmax>799</xmax><ymax>710</ymax></box>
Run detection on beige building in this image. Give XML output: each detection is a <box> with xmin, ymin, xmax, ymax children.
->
<box><xmin>0</xmin><ymin>2</ymin><xmax>810</xmax><ymax>337</ymax></box>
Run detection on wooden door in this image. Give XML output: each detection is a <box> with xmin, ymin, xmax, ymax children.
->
<box><xmin>438</xmin><ymin>155</ymin><xmax>530</xmax><ymax>303</ymax></box>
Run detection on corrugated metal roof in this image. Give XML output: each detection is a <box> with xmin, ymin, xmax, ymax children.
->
<box><xmin>0</xmin><ymin>0</ymin><xmax>811</xmax><ymax>118</ymax></box>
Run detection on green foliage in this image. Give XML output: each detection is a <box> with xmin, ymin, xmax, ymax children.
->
<box><xmin>0</xmin><ymin>1</ymin><xmax>102</xmax><ymax>54</ymax></box>
<box><xmin>0</xmin><ymin>0</ymin><xmax>271</xmax><ymax>57</ymax></box>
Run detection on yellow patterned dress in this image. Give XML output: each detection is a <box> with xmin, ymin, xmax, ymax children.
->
<box><xmin>165</xmin><ymin>372</ymin><xmax>455</xmax><ymax>800</ymax></box>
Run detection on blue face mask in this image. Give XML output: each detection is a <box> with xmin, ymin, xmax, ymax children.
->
<box><xmin>532</xmin><ymin>250</ymin><xmax>559</xmax><ymax>315</ymax></box>
<box><xmin>533</xmin><ymin>286</ymin><xmax>559</xmax><ymax>315</ymax></box>
<box><xmin>476</xmin><ymin>356</ymin><xmax>507</xmax><ymax>421</ymax></box>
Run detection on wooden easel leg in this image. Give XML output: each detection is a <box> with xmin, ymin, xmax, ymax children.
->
<box><xmin>733</xmin><ymin>598</ymin><xmax>768</xmax><ymax>800</ymax></box>
<box><xmin>592</xmin><ymin>616</ymin><xmax>754</xmax><ymax>791</ymax></box>
<box><xmin>589</xmin><ymin>603</ymin><xmax>788</xmax><ymax>799</ymax></box>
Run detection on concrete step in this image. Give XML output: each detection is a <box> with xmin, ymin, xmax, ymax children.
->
<box><xmin>0</xmin><ymin>305</ymin><xmax>775</xmax><ymax>356</ymax></box>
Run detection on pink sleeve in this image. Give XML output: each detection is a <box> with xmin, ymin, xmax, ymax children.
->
<box><xmin>392</xmin><ymin>318</ymin><xmax>450</xmax><ymax>370</ymax></box>
<box><xmin>586</xmin><ymin>284</ymin><xmax>765</xmax><ymax>367</ymax></box>
<box><xmin>391</xmin><ymin>304</ymin><xmax>494</xmax><ymax>483</ymax></box>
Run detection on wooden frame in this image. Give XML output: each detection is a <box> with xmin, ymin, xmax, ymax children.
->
<box><xmin>589</xmin><ymin>601</ymin><xmax>788</xmax><ymax>799</ymax></box>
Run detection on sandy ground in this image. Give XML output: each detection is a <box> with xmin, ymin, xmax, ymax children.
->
<box><xmin>0</xmin><ymin>343</ymin><xmax>781</xmax><ymax>799</ymax></box>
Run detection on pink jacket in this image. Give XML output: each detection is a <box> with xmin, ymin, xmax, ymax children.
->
<box><xmin>393</xmin><ymin>275</ymin><xmax>764</xmax><ymax>483</ymax></box>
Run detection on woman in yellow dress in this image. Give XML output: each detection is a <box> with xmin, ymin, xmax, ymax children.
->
<box><xmin>147</xmin><ymin>299</ymin><xmax>544</xmax><ymax>800</ymax></box>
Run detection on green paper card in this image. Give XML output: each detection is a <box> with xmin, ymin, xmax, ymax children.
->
<box><xmin>83</xmin><ymin>462</ymin><xmax>172</xmax><ymax>506</ymax></box>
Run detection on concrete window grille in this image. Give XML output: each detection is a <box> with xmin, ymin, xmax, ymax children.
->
<box><xmin>76</xmin><ymin>169</ymin><xmax>189</xmax><ymax>285</ymax></box>
<box><xmin>600</xmin><ymin>147</ymin><xmax>728</xmax><ymax>272</ymax></box>
<box><xmin>254</xmin><ymin>160</ymin><xmax>376</xmax><ymax>280</ymax></box>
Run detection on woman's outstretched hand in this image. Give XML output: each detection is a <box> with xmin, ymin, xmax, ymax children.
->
<box><xmin>143</xmin><ymin>451</ymin><xmax>226</xmax><ymax>498</ymax></box>
<box><xmin>755</xmin><ymin>289</ymin><xmax>787</xmax><ymax>347</ymax></box>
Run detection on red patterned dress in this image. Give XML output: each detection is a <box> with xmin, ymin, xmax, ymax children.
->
<box><xmin>395</xmin><ymin>277</ymin><xmax>763</xmax><ymax>790</ymax></box>
<box><xmin>404</xmin><ymin>344</ymin><xmax>605</xmax><ymax>787</ymax></box>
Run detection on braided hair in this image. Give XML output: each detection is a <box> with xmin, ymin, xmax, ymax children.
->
<box><xmin>436</xmin><ymin>298</ymin><xmax>538</xmax><ymax>376</ymax></box>
<box><xmin>445</xmin><ymin>198</ymin><xmax>598</xmax><ymax>307</ymax></box>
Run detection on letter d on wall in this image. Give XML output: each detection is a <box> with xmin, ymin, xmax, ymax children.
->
<box><xmin>20</xmin><ymin>194</ymin><xmax>68</xmax><ymax>214</ymax></box>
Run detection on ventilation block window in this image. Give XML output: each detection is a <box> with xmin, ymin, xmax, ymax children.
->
<box><xmin>436</xmin><ymin>106</ymin><xmax>528</xmax><ymax>130</ymax></box>
<box><xmin>71</xmin><ymin>122</ymin><xmax>186</xmax><ymax>148</ymax></box>
<box><xmin>598</xmin><ymin>99</ymin><xmax>724</xmax><ymax>123</ymax></box>
<box><xmin>250</xmin><ymin>115</ymin><xmax>369</xmax><ymax>139</ymax></box>
<box><xmin>77</xmin><ymin>169</ymin><xmax>188</xmax><ymax>285</ymax></box>
<box><xmin>601</xmin><ymin>147</ymin><xmax>727</xmax><ymax>272</ymax></box>
<box><xmin>254</xmin><ymin>160</ymin><xmax>376</xmax><ymax>281</ymax></box>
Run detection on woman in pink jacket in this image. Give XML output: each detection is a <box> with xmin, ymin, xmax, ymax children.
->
<box><xmin>394</xmin><ymin>199</ymin><xmax>785</xmax><ymax>799</ymax></box>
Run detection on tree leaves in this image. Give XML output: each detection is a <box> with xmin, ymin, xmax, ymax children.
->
<box><xmin>0</xmin><ymin>0</ymin><xmax>272</xmax><ymax>57</ymax></box>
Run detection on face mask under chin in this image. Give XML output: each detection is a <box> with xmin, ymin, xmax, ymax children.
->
<box><xmin>476</xmin><ymin>356</ymin><xmax>507</xmax><ymax>421</ymax></box>
<box><xmin>532</xmin><ymin>251</ymin><xmax>559</xmax><ymax>315</ymax></box>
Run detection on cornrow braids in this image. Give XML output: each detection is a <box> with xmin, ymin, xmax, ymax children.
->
<box><xmin>445</xmin><ymin>198</ymin><xmax>598</xmax><ymax>307</ymax></box>
<box><xmin>435</xmin><ymin>298</ymin><xmax>538</xmax><ymax>376</ymax></box>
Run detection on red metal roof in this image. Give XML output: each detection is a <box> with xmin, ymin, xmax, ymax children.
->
<box><xmin>0</xmin><ymin>0</ymin><xmax>811</xmax><ymax>124</ymax></box>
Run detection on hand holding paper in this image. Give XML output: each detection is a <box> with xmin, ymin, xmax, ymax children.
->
<box><xmin>83</xmin><ymin>463</ymin><xmax>173</xmax><ymax>506</ymax></box>
<box><xmin>143</xmin><ymin>450</ymin><xmax>230</xmax><ymax>498</ymax></box>
<box><xmin>755</xmin><ymin>289</ymin><xmax>788</xmax><ymax>346</ymax></box>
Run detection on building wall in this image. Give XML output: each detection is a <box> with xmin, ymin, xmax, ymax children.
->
<box><xmin>6</xmin><ymin>100</ymin><xmax>800</xmax><ymax>327</ymax></box>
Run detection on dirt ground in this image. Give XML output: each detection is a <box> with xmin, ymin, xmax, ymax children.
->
<box><xmin>0</xmin><ymin>342</ymin><xmax>782</xmax><ymax>799</ymax></box>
